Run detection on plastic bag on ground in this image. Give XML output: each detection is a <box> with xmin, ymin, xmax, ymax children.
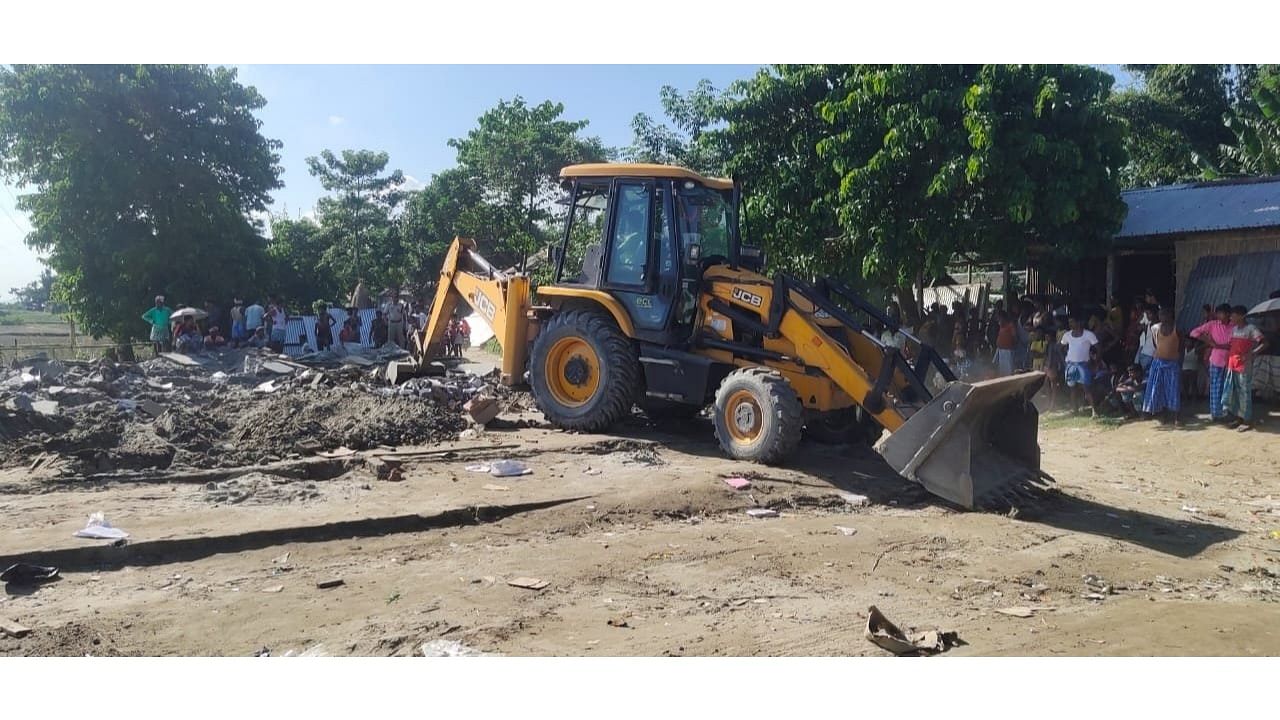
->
<box><xmin>73</xmin><ymin>512</ymin><xmax>129</xmax><ymax>540</ymax></box>
<box><xmin>488</xmin><ymin>460</ymin><xmax>531</xmax><ymax>477</ymax></box>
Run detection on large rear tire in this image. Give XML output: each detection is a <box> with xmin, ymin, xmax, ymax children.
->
<box><xmin>713</xmin><ymin>367</ymin><xmax>804</xmax><ymax>463</ymax></box>
<box><xmin>530</xmin><ymin>309</ymin><xmax>639</xmax><ymax>432</ymax></box>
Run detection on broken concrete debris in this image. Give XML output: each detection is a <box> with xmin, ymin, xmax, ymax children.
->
<box><xmin>864</xmin><ymin>605</ymin><xmax>962</xmax><ymax>656</ymax></box>
<box><xmin>464</xmin><ymin>394</ymin><xmax>499</xmax><ymax>425</ymax></box>
<box><xmin>0</xmin><ymin>617</ymin><xmax>32</xmax><ymax>639</ymax></box>
<box><xmin>0</xmin><ymin>346</ymin><xmax>519</xmax><ymax>476</ymax></box>
<box><xmin>507</xmin><ymin>577</ymin><xmax>549</xmax><ymax>591</ymax></box>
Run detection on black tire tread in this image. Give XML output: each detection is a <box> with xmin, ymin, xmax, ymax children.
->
<box><xmin>712</xmin><ymin>367</ymin><xmax>804</xmax><ymax>463</ymax></box>
<box><xmin>530</xmin><ymin>308</ymin><xmax>639</xmax><ymax>433</ymax></box>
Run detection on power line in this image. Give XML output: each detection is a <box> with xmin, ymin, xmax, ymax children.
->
<box><xmin>0</xmin><ymin>184</ymin><xmax>31</xmax><ymax>233</ymax></box>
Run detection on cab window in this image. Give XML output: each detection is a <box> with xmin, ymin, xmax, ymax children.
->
<box><xmin>607</xmin><ymin>183</ymin><xmax>651</xmax><ymax>287</ymax></box>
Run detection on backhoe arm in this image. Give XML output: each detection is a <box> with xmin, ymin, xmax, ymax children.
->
<box><xmin>409</xmin><ymin>237</ymin><xmax>536</xmax><ymax>385</ymax></box>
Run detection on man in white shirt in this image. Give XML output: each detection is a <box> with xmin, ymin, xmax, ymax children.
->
<box><xmin>382</xmin><ymin>292</ymin><xmax>406</xmax><ymax>348</ymax></box>
<box><xmin>1060</xmin><ymin>316</ymin><xmax>1099</xmax><ymax>416</ymax></box>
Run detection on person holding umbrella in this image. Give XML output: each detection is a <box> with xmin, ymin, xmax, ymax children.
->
<box><xmin>142</xmin><ymin>295</ymin><xmax>173</xmax><ymax>355</ymax></box>
<box><xmin>169</xmin><ymin>306</ymin><xmax>209</xmax><ymax>354</ymax></box>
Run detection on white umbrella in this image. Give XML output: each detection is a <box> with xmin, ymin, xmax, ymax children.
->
<box><xmin>1247</xmin><ymin>298</ymin><xmax>1280</xmax><ymax>316</ymax></box>
<box><xmin>170</xmin><ymin>307</ymin><xmax>208</xmax><ymax>321</ymax></box>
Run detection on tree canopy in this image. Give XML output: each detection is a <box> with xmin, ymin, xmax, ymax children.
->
<box><xmin>448</xmin><ymin>97</ymin><xmax>607</xmax><ymax>269</ymax></box>
<box><xmin>713</xmin><ymin>64</ymin><xmax>1128</xmax><ymax>317</ymax></box>
<box><xmin>0</xmin><ymin>64</ymin><xmax>282</xmax><ymax>341</ymax></box>
<box><xmin>624</xmin><ymin>79</ymin><xmax>728</xmax><ymax>175</ymax></box>
<box><xmin>306</xmin><ymin>149</ymin><xmax>407</xmax><ymax>294</ymax></box>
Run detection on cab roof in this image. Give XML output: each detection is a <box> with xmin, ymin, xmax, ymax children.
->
<box><xmin>560</xmin><ymin>163</ymin><xmax>733</xmax><ymax>191</ymax></box>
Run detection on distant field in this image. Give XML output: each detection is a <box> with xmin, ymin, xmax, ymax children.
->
<box><xmin>0</xmin><ymin>307</ymin><xmax>67</xmax><ymax>326</ymax></box>
<box><xmin>0</xmin><ymin>308</ymin><xmax>153</xmax><ymax>361</ymax></box>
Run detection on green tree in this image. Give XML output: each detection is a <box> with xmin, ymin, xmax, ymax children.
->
<box><xmin>624</xmin><ymin>79</ymin><xmax>728</xmax><ymax>175</ymax></box>
<box><xmin>9</xmin><ymin>267</ymin><xmax>56</xmax><ymax>310</ymax></box>
<box><xmin>717</xmin><ymin>65</ymin><xmax>852</xmax><ymax>282</ymax></box>
<box><xmin>1110</xmin><ymin>65</ymin><xmax>1251</xmax><ymax>186</ymax></box>
<box><xmin>265</xmin><ymin>215</ymin><xmax>341</xmax><ymax>306</ymax></box>
<box><xmin>1204</xmin><ymin>67</ymin><xmax>1280</xmax><ymax>177</ymax></box>
<box><xmin>398</xmin><ymin>167</ymin><xmax>506</xmax><ymax>290</ymax></box>
<box><xmin>449</xmin><ymin>97</ymin><xmax>607</xmax><ymax>270</ymax></box>
<box><xmin>819</xmin><ymin>65</ymin><xmax>1127</xmax><ymax>317</ymax></box>
<box><xmin>306</xmin><ymin>149</ymin><xmax>407</xmax><ymax>293</ymax></box>
<box><xmin>0</xmin><ymin>64</ymin><xmax>282</xmax><ymax>341</ymax></box>
<box><xmin>717</xmin><ymin>65</ymin><xmax>1126</xmax><ymax>320</ymax></box>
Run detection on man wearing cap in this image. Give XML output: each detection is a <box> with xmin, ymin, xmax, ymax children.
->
<box><xmin>141</xmin><ymin>295</ymin><xmax>173</xmax><ymax>355</ymax></box>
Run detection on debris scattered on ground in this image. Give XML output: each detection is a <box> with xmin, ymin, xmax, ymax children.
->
<box><xmin>262</xmin><ymin>585</ymin><xmax>284</xmax><ymax>594</ymax></box>
<box><xmin>0</xmin><ymin>347</ymin><xmax>492</xmax><ymax>477</ymax></box>
<box><xmin>421</xmin><ymin>639</ymin><xmax>489</xmax><ymax>657</ymax></box>
<box><xmin>1</xmin><ymin>563</ymin><xmax>60</xmax><ymax>585</ymax></box>
<box><xmin>994</xmin><ymin>606</ymin><xmax>1053</xmax><ymax>618</ymax></box>
<box><xmin>864</xmin><ymin>605</ymin><xmax>962</xmax><ymax>656</ymax></box>
<box><xmin>464</xmin><ymin>394</ymin><xmax>500</xmax><ymax>425</ymax></box>
<box><xmin>746</xmin><ymin>508</ymin><xmax>779</xmax><ymax>518</ymax></box>
<box><xmin>0</xmin><ymin>617</ymin><xmax>32</xmax><ymax>638</ymax></box>
<box><xmin>316</xmin><ymin>577</ymin><xmax>345</xmax><ymax>589</ymax></box>
<box><xmin>837</xmin><ymin>491</ymin><xmax>872</xmax><ymax>507</ymax></box>
<box><xmin>482</xmin><ymin>483</ymin><xmax>510</xmax><ymax>491</ymax></box>
<box><xmin>507</xmin><ymin>577</ymin><xmax>549</xmax><ymax>591</ymax></box>
<box><xmin>72</xmin><ymin>512</ymin><xmax>129</xmax><ymax>540</ymax></box>
<box><xmin>723</xmin><ymin>477</ymin><xmax>752</xmax><ymax>490</ymax></box>
<box><xmin>834</xmin><ymin>525</ymin><xmax>857</xmax><ymax>536</ymax></box>
<box><xmin>607</xmin><ymin>616</ymin><xmax>631</xmax><ymax>628</ymax></box>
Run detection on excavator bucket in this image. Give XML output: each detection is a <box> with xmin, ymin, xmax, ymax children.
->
<box><xmin>874</xmin><ymin>372</ymin><xmax>1047</xmax><ymax>510</ymax></box>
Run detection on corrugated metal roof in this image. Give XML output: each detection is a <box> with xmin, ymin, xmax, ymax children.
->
<box><xmin>1177</xmin><ymin>251</ymin><xmax>1280</xmax><ymax>332</ymax></box>
<box><xmin>1118</xmin><ymin>176</ymin><xmax>1280</xmax><ymax>239</ymax></box>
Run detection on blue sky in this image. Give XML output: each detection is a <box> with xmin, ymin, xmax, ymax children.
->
<box><xmin>0</xmin><ymin>64</ymin><xmax>1134</xmax><ymax>299</ymax></box>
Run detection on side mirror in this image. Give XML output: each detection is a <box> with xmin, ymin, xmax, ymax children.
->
<box><xmin>686</xmin><ymin>243</ymin><xmax>702</xmax><ymax>263</ymax></box>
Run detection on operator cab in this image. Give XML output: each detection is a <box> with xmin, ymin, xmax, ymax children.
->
<box><xmin>550</xmin><ymin>163</ymin><xmax>755</xmax><ymax>346</ymax></box>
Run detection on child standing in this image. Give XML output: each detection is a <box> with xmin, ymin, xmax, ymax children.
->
<box><xmin>1189</xmin><ymin>303</ymin><xmax>1235</xmax><ymax>421</ymax></box>
<box><xmin>1029</xmin><ymin>328</ymin><xmax>1048</xmax><ymax>372</ymax></box>
<box><xmin>1142</xmin><ymin>307</ymin><xmax>1183</xmax><ymax>425</ymax></box>
<box><xmin>1060</xmin><ymin>317</ymin><xmax>1099</xmax><ymax>416</ymax></box>
<box><xmin>1222</xmin><ymin>304</ymin><xmax>1269</xmax><ymax>432</ymax></box>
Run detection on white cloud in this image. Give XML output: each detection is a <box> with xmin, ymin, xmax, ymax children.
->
<box><xmin>328</xmin><ymin>115</ymin><xmax>345</xmax><ymax>126</ymax></box>
<box><xmin>401</xmin><ymin>174</ymin><xmax>425</xmax><ymax>192</ymax></box>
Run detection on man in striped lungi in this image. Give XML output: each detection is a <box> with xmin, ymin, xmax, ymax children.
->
<box><xmin>1142</xmin><ymin>307</ymin><xmax>1183</xmax><ymax>426</ymax></box>
<box><xmin>1189</xmin><ymin>303</ymin><xmax>1234</xmax><ymax>421</ymax></box>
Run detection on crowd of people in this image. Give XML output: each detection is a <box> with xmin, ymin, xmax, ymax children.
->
<box><xmin>139</xmin><ymin>281</ymin><xmax>472</xmax><ymax>358</ymax></box>
<box><xmin>882</xmin><ymin>288</ymin><xmax>1275</xmax><ymax>430</ymax></box>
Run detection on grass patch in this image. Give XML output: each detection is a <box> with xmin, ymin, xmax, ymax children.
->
<box><xmin>0</xmin><ymin>307</ymin><xmax>66</xmax><ymax>326</ymax></box>
<box><xmin>1040</xmin><ymin>410</ymin><xmax>1128</xmax><ymax>431</ymax></box>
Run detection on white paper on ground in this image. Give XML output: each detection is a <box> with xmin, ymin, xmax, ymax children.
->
<box><xmin>73</xmin><ymin>512</ymin><xmax>129</xmax><ymax>540</ymax></box>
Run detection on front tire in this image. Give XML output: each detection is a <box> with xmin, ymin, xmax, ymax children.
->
<box><xmin>712</xmin><ymin>367</ymin><xmax>804</xmax><ymax>463</ymax></box>
<box><xmin>530</xmin><ymin>309</ymin><xmax>639</xmax><ymax>432</ymax></box>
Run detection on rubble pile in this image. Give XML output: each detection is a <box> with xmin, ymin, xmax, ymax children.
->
<box><xmin>0</xmin><ymin>347</ymin><xmax>493</xmax><ymax>475</ymax></box>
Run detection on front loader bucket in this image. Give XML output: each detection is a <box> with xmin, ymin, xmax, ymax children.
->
<box><xmin>874</xmin><ymin>372</ymin><xmax>1046</xmax><ymax>509</ymax></box>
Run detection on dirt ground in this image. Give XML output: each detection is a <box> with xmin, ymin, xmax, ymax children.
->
<box><xmin>2</xmin><ymin>385</ymin><xmax>1279</xmax><ymax>656</ymax></box>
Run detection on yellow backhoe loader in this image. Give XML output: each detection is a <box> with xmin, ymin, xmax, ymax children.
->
<box><xmin>390</xmin><ymin>163</ymin><xmax>1046</xmax><ymax>509</ymax></box>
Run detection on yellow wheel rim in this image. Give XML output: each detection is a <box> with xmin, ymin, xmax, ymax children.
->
<box><xmin>724</xmin><ymin>389</ymin><xmax>763</xmax><ymax>443</ymax></box>
<box><xmin>544</xmin><ymin>336</ymin><xmax>601</xmax><ymax>408</ymax></box>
